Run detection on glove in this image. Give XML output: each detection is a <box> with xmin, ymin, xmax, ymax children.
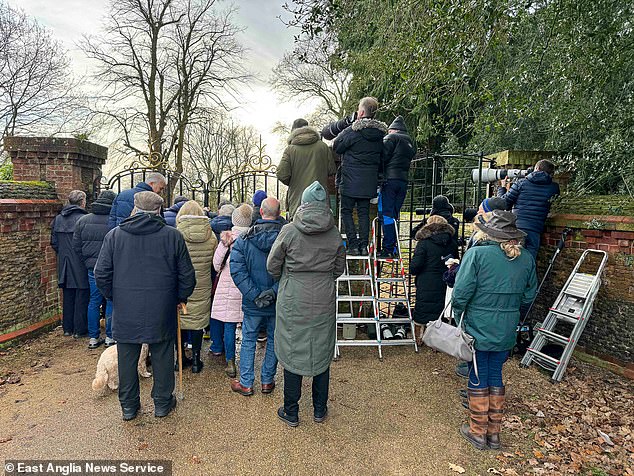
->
<box><xmin>254</xmin><ymin>289</ymin><xmax>276</xmax><ymax>308</ymax></box>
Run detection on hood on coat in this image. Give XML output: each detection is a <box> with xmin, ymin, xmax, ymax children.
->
<box><xmin>352</xmin><ymin>118</ymin><xmax>388</xmax><ymax>142</ymax></box>
<box><xmin>60</xmin><ymin>204</ymin><xmax>87</xmax><ymax>217</ymax></box>
<box><xmin>243</xmin><ymin>219</ymin><xmax>283</xmax><ymax>253</ymax></box>
<box><xmin>120</xmin><ymin>212</ymin><xmax>166</xmax><ymax>235</ymax></box>
<box><xmin>288</xmin><ymin>126</ymin><xmax>320</xmax><ymax>145</ymax></box>
<box><xmin>166</xmin><ymin>200</ymin><xmax>186</xmax><ymax>214</ymax></box>
<box><xmin>526</xmin><ymin>170</ymin><xmax>553</xmax><ymax>185</ymax></box>
<box><xmin>415</xmin><ymin>222</ymin><xmax>455</xmax><ymax>241</ymax></box>
<box><xmin>90</xmin><ymin>200</ymin><xmax>112</xmax><ymax>215</ymax></box>
<box><xmin>177</xmin><ymin>215</ymin><xmax>212</xmax><ymax>243</ymax></box>
<box><xmin>293</xmin><ymin>202</ymin><xmax>335</xmax><ymax>235</ymax></box>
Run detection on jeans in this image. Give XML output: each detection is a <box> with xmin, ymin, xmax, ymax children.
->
<box><xmin>117</xmin><ymin>339</ymin><xmax>174</xmax><ymax>410</ymax></box>
<box><xmin>468</xmin><ymin>349</ymin><xmax>510</xmax><ymax>389</ymax></box>
<box><xmin>379</xmin><ymin>180</ymin><xmax>408</xmax><ymax>252</ymax></box>
<box><xmin>341</xmin><ymin>195</ymin><xmax>371</xmax><ymax>249</ymax></box>
<box><xmin>87</xmin><ymin>270</ymin><xmax>112</xmax><ymax>339</ymax></box>
<box><xmin>523</xmin><ymin>230</ymin><xmax>541</xmax><ymax>260</ymax></box>
<box><xmin>209</xmin><ymin>319</ymin><xmax>237</xmax><ymax>362</ymax></box>
<box><xmin>239</xmin><ymin>313</ymin><xmax>277</xmax><ymax>388</ymax></box>
<box><xmin>62</xmin><ymin>287</ymin><xmax>89</xmax><ymax>335</ymax></box>
<box><xmin>283</xmin><ymin>367</ymin><xmax>330</xmax><ymax>417</ymax></box>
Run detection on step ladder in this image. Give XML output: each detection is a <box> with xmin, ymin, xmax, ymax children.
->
<box><xmin>520</xmin><ymin>249</ymin><xmax>608</xmax><ymax>382</ymax></box>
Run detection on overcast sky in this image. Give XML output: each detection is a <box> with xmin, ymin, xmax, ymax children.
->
<box><xmin>14</xmin><ymin>0</ymin><xmax>317</xmax><ymax>165</ymax></box>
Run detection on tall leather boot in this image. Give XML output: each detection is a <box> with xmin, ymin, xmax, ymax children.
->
<box><xmin>487</xmin><ymin>386</ymin><xmax>505</xmax><ymax>450</ymax></box>
<box><xmin>191</xmin><ymin>351</ymin><xmax>204</xmax><ymax>373</ymax></box>
<box><xmin>460</xmin><ymin>387</ymin><xmax>489</xmax><ymax>450</ymax></box>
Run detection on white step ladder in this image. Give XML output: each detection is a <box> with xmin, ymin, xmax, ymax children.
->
<box><xmin>520</xmin><ymin>249</ymin><xmax>608</xmax><ymax>382</ymax></box>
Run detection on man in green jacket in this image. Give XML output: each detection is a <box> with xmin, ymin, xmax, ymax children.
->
<box><xmin>277</xmin><ymin>118</ymin><xmax>336</xmax><ymax>219</ymax></box>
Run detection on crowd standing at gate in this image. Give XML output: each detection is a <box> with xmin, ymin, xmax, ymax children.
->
<box><xmin>50</xmin><ymin>96</ymin><xmax>554</xmax><ymax>450</ymax></box>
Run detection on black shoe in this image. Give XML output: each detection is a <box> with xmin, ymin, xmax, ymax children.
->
<box><xmin>122</xmin><ymin>406</ymin><xmax>140</xmax><ymax>421</ymax></box>
<box><xmin>155</xmin><ymin>396</ymin><xmax>177</xmax><ymax>418</ymax></box>
<box><xmin>346</xmin><ymin>247</ymin><xmax>361</xmax><ymax>256</ymax></box>
<box><xmin>277</xmin><ymin>407</ymin><xmax>299</xmax><ymax>427</ymax></box>
<box><xmin>377</xmin><ymin>249</ymin><xmax>395</xmax><ymax>260</ymax></box>
<box><xmin>174</xmin><ymin>354</ymin><xmax>193</xmax><ymax>371</ymax></box>
<box><xmin>314</xmin><ymin>407</ymin><xmax>328</xmax><ymax>423</ymax></box>
<box><xmin>191</xmin><ymin>352</ymin><xmax>204</xmax><ymax>373</ymax></box>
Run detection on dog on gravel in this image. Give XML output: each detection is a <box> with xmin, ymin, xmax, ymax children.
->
<box><xmin>92</xmin><ymin>344</ymin><xmax>151</xmax><ymax>395</ymax></box>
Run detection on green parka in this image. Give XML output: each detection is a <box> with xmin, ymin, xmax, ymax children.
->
<box><xmin>452</xmin><ymin>241</ymin><xmax>537</xmax><ymax>351</ymax></box>
<box><xmin>176</xmin><ymin>216</ymin><xmax>218</xmax><ymax>330</ymax></box>
<box><xmin>266</xmin><ymin>202</ymin><xmax>346</xmax><ymax>376</ymax></box>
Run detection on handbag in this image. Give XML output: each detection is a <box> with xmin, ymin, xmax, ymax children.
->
<box><xmin>211</xmin><ymin>248</ymin><xmax>231</xmax><ymax>298</ymax></box>
<box><xmin>422</xmin><ymin>302</ymin><xmax>475</xmax><ymax>362</ymax></box>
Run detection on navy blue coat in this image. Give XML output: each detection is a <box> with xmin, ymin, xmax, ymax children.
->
<box><xmin>230</xmin><ymin>219</ymin><xmax>283</xmax><ymax>317</ymax></box>
<box><xmin>164</xmin><ymin>200</ymin><xmax>187</xmax><ymax>227</ymax></box>
<box><xmin>498</xmin><ymin>171</ymin><xmax>560</xmax><ymax>233</ymax></box>
<box><xmin>108</xmin><ymin>182</ymin><xmax>153</xmax><ymax>229</ymax></box>
<box><xmin>72</xmin><ymin>200</ymin><xmax>112</xmax><ymax>270</ymax></box>
<box><xmin>382</xmin><ymin>131</ymin><xmax>416</xmax><ymax>182</ymax></box>
<box><xmin>330</xmin><ymin>119</ymin><xmax>388</xmax><ymax>199</ymax></box>
<box><xmin>95</xmin><ymin>213</ymin><xmax>196</xmax><ymax>344</ymax></box>
<box><xmin>210</xmin><ymin>215</ymin><xmax>233</xmax><ymax>241</ymax></box>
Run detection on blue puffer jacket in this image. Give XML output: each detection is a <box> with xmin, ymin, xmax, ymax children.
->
<box><xmin>210</xmin><ymin>215</ymin><xmax>233</xmax><ymax>241</ymax></box>
<box><xmin>230</xmin><ymin>219</ymin><xmax>283</xmax><ymax>317</ymax></box>
<box><xmin>498</xmin><ymin>171</ymin><xmax>560</xmax><ymax>233</ymax></box>
<box><xmin>108</xmin><ymin>182</ymin><xmax>153</xmax><ymax>229</ymax></box>
<box><xmin>164</xmin><ymin>200</ymin><xmax>187</xmax><ymax>227</ymax></box>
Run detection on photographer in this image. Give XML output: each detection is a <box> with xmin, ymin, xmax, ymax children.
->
<box><xmin>497</xmin><ymin>159</ymin><xmax>560</xmax><ymax>259</ymax></box>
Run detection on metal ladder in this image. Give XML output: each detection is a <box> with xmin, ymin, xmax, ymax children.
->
<box><xmin>520</xmin><ymin>249</ymin><xmax>608</xmax><ymax>382</ymax></box>
<box><xmin>372</xmin><ymin>217</ymin><xmax>419</xmax><ymax>355</ymax></box>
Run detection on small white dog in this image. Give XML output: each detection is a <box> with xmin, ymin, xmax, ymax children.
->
<box><xmin>92</xmin><ymin>344</ymin><xmax>151</xmax><ymax>394</ymax></box>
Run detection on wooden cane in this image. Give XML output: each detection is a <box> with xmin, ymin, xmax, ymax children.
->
<box><xmin>176</xmin><ymin>304</ymin><xmax>188</xmax><ymax>400</ymax></box>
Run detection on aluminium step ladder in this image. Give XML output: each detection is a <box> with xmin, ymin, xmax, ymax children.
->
<box><xmin>520</xmin><ymin>249</ymin><xmax>608</xmax><ymax>382</ymax></box>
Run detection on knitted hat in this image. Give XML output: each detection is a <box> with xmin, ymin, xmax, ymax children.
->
<box><xmin>218</xmin><ymin>204</ymin><xmax>235</xmax><ymax>217</ymax></box>
<box><xmin>97</xmin><ymin>190</ymin><xmax>116</xmax><ymax>204</ymax></box>
<box><xmin>252</xmin><ymin>190</ymin><xmax>267</xmax><ymax>207</ymax></box>
<box><xmin>301</xmin><ymin>181</ymin><xmax>327</xmax><ymax>204</ymax></box>
<box><xmin>292</xmin><ymin>118</ymin><xmax>309</xmax><ymax>130</ymax></box>
<box><xmin>430</xmin><ymin>195</ymin><xmax>454</xmax><ymax>215</ymax></box>
<box><xmin>473</xmin><ymin>210</ymin><xmax>526</xmax><ymax>241</ymax></box>
<box><xmin>463</xmin><ymin>207</ymin><xmax>478</xmax><ymax>223</ymax></box>
<box><xmin>388</xmin><ymin>115</ymin><xmax>408</xmax><ymax>132</ymax></box>
<box><xmin>232</xmin><ymin>204</ymin><xmax>253</xmax><ymax>228</ymax></box>
<box><xmin>134</xmin><ymin>191</ymin><xmax>163</xmax><ymax>213</ymax></box>
<box><xmin>481</xmin><ymin>197</ymin><xmax>508</xmax><ymax>213</ymax></box>
<box><xmin>173</xmin><ymin>195</ymin><xmax>189</xmax><ymax>205</ymax></box>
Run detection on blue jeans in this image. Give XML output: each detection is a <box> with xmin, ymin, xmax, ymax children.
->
<box><xmin>468</xmin><ymin>349</ymin><xmax>510</xmax><ymax>389</ymax></box>
<box><xmin>87</xmin><ymin>270</ymin><xmax>112</xmax><ymax>339</ymax></box>
<box><xmin>379</xmin><ymin>180</ymin><xmax>408</xmax><ymax>252</ymax></box>
<box><xmin>523</xmin><ymin>230</ymin><xmax>541</xmax><ymax>260</ymax></box>
<box><xmin>209</xmin><ymin>319</ymin><xmax>237</xmax><ymax>362</ymax></box>
<box><xmin>239</xmin><ymin>313</ymin><xmax>277</xmax><ymax>388</ymax></box>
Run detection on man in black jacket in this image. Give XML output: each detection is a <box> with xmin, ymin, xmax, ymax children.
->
<box><xmin>51</xmin><ymin>190</ymin><xmax>89</xmax><ymax>338</ymax></box>
<box><xmin>95</xmin><ymin>191</ymin><xmax>196</xmax><ymax>421</ymax></box>
<box><xmin>322</xmin><ymin>97</ymin><xmax>388</xmax><ymax>255</ymax></box>
<box><xmin>73</xmin><ymin>190</ymin><xmax>117</xmax><ymax>349</ymax></box>
<box><xmin>378</xmin><ymin>116</ymin><xmax>416</xmax><ymax>259</ymax></box>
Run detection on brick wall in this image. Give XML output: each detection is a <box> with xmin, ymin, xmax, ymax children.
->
<box><xmin>532</xmin><ymin>212</ymin><xmax>634</xmax><ymax>367</ymax></box>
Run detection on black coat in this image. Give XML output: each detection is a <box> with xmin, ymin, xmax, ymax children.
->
<box><xmin>410</xmin><ymin>223</ymin><xmax>459</xmax><ymax>325</ymax></box>
<box><xmin>330</xmin><ymin>118</ymin><xmax>388</xmax><ymax>199</ymax></box>
<box><xmin>382</xmin><ymin>131</ymin><xmax>415</xmax><ymax>181</ymax></box>
<box><xmin>72</xmin><ymin>200</ymin><xmax>112</xmax><ymax>270</ymax></box>
<box><xmin>410</xmin><ymin>210</ymin><xmax>461</xmax><ymax>243</ymax></box>
<box><xmin>94</xmin><ymin>213</ymin><xmax>196</xmax><ymax>344</ymax></box>
<box><xmin>51</xmin><ymin>205</ymin><xmax>88</xmax><ymax>289</ymax></box>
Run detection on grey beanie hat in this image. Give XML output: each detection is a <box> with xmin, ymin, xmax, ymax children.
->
<box><xmin>219</xmin><ymin>204</ymin><xmax>235</xmax><ymax>217</ymax></box>
<box><xmin>301</xmin><ymin>181</ymin><xmax>327</xmax><ymax>204</ymax></box>
<box><xmin>134</xmin><ymin>191</ymin><xmax>164</xmax><ymax>213</ymax></box>
<box><xmin>388</xmin><ymin>115</ymin><xmax>408</xmax><ymax>132</ymax></box>
<box><xmin>231</xmin><ymin>204</ymin><xmax>253</xmax><ymax>228</ymax></box>
<box><xmin>97</xmin><ymin>190</ymin><xmax>117</xmax><ymax>203</ymax></box>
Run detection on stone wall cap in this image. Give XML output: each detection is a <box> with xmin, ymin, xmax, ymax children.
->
<box><xmin>486</xmin><ymin>149</ymin><xmax>557</xmax><ymax>167</ymax></box>
<box><xmin>3</xmin><ymin>136</ymin><xmax>107</xmax><ymax>162</ymax></box>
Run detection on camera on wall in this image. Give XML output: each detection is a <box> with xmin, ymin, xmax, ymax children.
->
<box><xmin>471</xmin><ymin>167</ymin><xmax>533</xmax><ymax>184</ymax></box>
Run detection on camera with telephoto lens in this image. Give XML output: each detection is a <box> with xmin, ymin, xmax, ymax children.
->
<box><xmin>471</xmin><ymin>167</ymin><xmax>532</xmax><ymax>183</ymax></box>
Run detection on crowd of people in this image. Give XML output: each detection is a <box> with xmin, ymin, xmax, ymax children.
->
<box><xmin>50</xmin><ymin>96</ymin><xmax>558</xmax><ymax>449</ymax></box>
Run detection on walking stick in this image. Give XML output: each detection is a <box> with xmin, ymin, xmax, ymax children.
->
<box><xmin>176</xmin><ymin>304</ymin><xmax>188</xmax><ymax>401</ymax></box>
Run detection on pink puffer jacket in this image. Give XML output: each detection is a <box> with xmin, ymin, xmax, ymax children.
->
<box><xmin>211</xmin><ymin>228</ymin><xmax>245</xmax><ymax>323</ymax></box>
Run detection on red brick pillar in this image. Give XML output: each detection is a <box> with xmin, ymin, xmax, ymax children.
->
<box><xmin>4</xmin><ymin>137</ymin><xmax>107</xmax><ymax>202</ymax></box>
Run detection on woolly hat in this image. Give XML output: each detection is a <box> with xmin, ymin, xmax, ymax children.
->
<box><xmin>252</xmin><ymin>190</ymin><xmax>267</xmax><ymax>207</ymax></box>
<box><xmin>463</xmin><ymin>207</ymin><xmax>478</xmax><ymax>224</ymax></box>
<box><xmin>473</xmin><ymin>210</ymin><xmax>526</xmax><ymax>241</ymax></box>
<box><xmin>388</xmin><ymin>115</ymin><xmax>408</xmax><ymax>132</ymax></box>
<box><xmin>430</xmin><ymin>195</ymin><xmax>454</xmax><ymax>215</ymax></box>
<box><xmin>481</xmin><ymin>197</ymin><xmax>508</xmax><ymax>213</ymax></box>
<box><xmin>173</xmin><ymin>195</ymin><xmax>189</xmax><ymax>205</ymax></box>
<box><xmin>292</xmin><ymin>118</ymin><xmax>309</xmax><ymax>130</ymax></box>
<box><xmin>301</xmin><ymin>181</ymin><xmax>327</xmax><ymax>204</ymax></box>
<box><xmin>232</xmin><ymin>204</ymin><xmax>253</xmax><ymax>228</ymax></box>
<box><xmin>218</xmin><ymin>204</ymin><xmax>235</xmax><ymax>217</ymax></box>
<box><xmin>134</xmin><ymin>191</ymin><xmax>163</xmax><ymax>213</ymax></box>
<box><xmin>97</xmin><ymin>190</ymin><xmax>116</xmax><ymax>204</ymax></box>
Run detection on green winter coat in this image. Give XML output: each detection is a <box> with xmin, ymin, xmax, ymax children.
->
<box><xmin>176</xmin><ymin>216</ymin><xmax>218</xmax><ymax>330</ymax></box>
<box><xmin>452</xmin><ymin>241</ymin><xmax>537</xmax><ymax>351</ymax></box>
<box><xmin>267</xmin><ymin>202</ymin><xmax>346</xmax><ymax>376</ymax></box>
<box><xmin>277</xmin><ymin>126</ymin><xmax>337</xmax><ymax>219</ymax></box>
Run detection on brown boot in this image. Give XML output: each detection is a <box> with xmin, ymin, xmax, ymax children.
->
<box><xmin>487</xmin><ymin>386</ymin><xmax>505</xmax><ymax>450</ymax></box>
<box><xmin>460</xmin><ymin>387</ymin><xmax>489</xmax><ymax>450</ymax></box>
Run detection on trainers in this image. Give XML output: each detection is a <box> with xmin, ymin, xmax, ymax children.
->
<box><xmin>88</xmin><ymin>338</ymin><xmax>104</xmax><ymax>349</ymax></box>
<box><xmin>277</xmin><ymin>407</ymin><xmax>299</xmax><ymax>427</ymax></box>
<box><xmin>377</xmin><ymin>249</ymin><xmax>395</xmax><ymax>260</ymax></box>
<box><xmin>104</xmin><ymin>337</ymin><xmax>116</xmax><ymax>347</ymax></box>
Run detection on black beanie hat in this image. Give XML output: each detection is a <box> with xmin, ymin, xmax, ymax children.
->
<box><xmin>97</xmin><ymin>190</ymin><xmax>116</xmax><ymax>204</ymax></box>
<box><xmin>388</xmin><ymin>115</ymin><xmax>408</xmax><ymax>132</ymax></box>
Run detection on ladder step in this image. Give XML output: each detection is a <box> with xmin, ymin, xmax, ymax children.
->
<box><xmin>337</xmin><ymin>275</ymin><xmax>372</xmax><ymax>281</ymax></box>
<box><xmin>377</xmin><ymin>297</ymin><xmax>408</xmax><ymax>303</ymax></box>
<box><xmin>376</xmin><ymin>278</ymin><xmax>406</xmax><ymax>283</ymax></box>
<box><xmin>375</xmin><ymin>257</ymin><xmax>400</xmax><ymax>262</ymax></box>
<box><xmin>377</xmin><ymin>318</ymin><xmax>412</xmax><ymax>324</ymax></box>
<box><xmin>379</xmin><ymin>339</ymin><xmax>417</xmax><ymax>346</ymax></box>
<box><xmin>336</xmin><ymin>296</ymin><xmax>375</xmax><ymax>302</ymax></box>
<box><xmin>337</xmin><ymin>318</ymin><xmax>377</xmax><ymax>324</ymax></box>
<box><xmin>336</xmin><ymin>313</ymin><xmax>352</xmax><ymax>318</ymax></box>
<box><xmin>526</xmin><ymin>348</ymin><xmax>561</xmax><ymax>367</ymax></box>
<box><xmin>536</xmin><ymin>328</ymin><xmax>571</xmax><ymax>346</ymax></box>
<box><xmin>548</xmin><ymin>308</ymin><xmax>581</xmax><ymax>324</ymax></box>
<box><xmin>336</xmin><ymin>340</ymin><xmax>380</xmax><ymax>346</ymax></box>
<box><xmin>346</xmin><ymin>255</ymin><xmax>370</xmax><ymax>260</ymax></box>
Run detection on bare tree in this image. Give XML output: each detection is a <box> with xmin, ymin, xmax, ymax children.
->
<box><xmin>271</xmin><ymin>34</ymin><xmax>351</xmax><ymax>118</ymax></box>
<box><xmin>0</xmin><ymin>1</ymin><xmax>84</xmax><ymax>155</ymax></box>
<box><xmin>82</xmin><ymin>0</ymin><xmax>247</xmax><ymax>180</ymax></box>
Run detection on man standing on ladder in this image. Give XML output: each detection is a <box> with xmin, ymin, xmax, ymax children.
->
<box><xmin>377</xmin><ymin>116</ymin><xmax>416</xmax><ymax>259</ymax></box>
<box><xmin>322</xmin><ymin>97</ymin><xmax>387</xmax><ymax>256</ymax></box>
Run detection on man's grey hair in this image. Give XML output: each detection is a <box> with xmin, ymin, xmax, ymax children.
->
<box><xmin>68</xmin><ymin>190</ymin><xmax>86</xmax><ymax>206</ymax></box>
<box><xmin>260</xmin><ymin>197</ymin><xmax>280</xmax><ymax>219</ymax></box>
<box><xmin>146</xmin><ymin>172</ymin><xmax>167</xmax><ymax>185</ymax></box>
<box><xmin>358</xmin><ymin>97</ymin><xmax>379</xmax><ymax>118</ymax></box>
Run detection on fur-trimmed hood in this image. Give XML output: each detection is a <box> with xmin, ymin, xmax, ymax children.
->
<box><xmin>415</xmin><ymin>222</ymin><xmax>455</xmax><ymax>241</ymax></box>
<box><xmin>288</xmin><ymin>126</ymin><xmax>320</xmax><ymax>145</ymax></box>
<box><xmin>351</xmin><ymin>118</ymin><xmax>388</xmax><ymax>133</ymax></box>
